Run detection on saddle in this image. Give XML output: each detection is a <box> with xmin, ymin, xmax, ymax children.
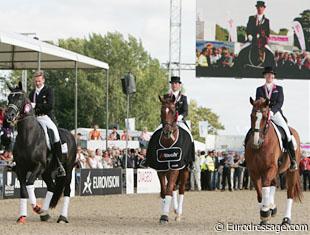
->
<box><xmin>38</xmin><ymin>124</ymin><xmax>68</xmax><ymax>154</ymax></box>
<box><xmin>271</xmin><ymin>121</ymin><xmax>297</xmax><ymax>152</ymax></box>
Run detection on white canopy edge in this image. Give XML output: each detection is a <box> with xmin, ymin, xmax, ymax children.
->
<box><xmin>0</xmin><ymin>31</ymin><xmax>109</xmax><ymax>70</ymax></box>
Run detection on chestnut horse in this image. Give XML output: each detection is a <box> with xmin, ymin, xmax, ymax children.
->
<box><xmin>146</xmin><ymin>95</ymin><xmax>194</xmax><ymax>224</ymax></box>
<box><xmin>245</xmin><ymin>97</ymin><xmax>302</xmax><ymax>225</ymax></box>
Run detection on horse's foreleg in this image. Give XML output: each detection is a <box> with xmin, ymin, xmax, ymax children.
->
<box><xmin>270</xmin><ymin>179</ymin><xmax>277</xmax><ymax>217</ymax></box>
<box><xmin>57</xmin><ymin>170</ymin><xmax>72</xmax><ymax>223</ymax></box>
<box><xmin>16</xmin><ymin>169</ymin><xmax>28</xmax><ymax>223</ymax></box>
<box><xmin>160</xmin><ymin>170</ymin><xmax>179</xmax><ymax>224</ymax></box>
<box><xmin>26</xmin><ymin>163</ymin><xmax>44</xmax><ymax>213</ymax></box>
<box><xmin>40</xmin><ymin>172</ymin><xmax>54</xmax><ymax>221</ymax></box>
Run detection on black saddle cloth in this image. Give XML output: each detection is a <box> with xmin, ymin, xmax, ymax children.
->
<box><xmin>145</xmin><ymin>127</ymin><xmax>194</xmax><ymax>171</ymax></box>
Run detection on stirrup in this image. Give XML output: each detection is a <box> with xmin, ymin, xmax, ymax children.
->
<box><xmin>289</xmin><ymin>160</ymin><xmax>298</xmax><ymax>171</ymax></box>
<box><xmin>57</xmin><ymin>166</ymin><xmax>66</xmax><ymax>177</ymax></box>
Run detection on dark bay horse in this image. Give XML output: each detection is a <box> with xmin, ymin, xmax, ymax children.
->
<box><xmin>5</xmin><ymin>82</ymin><xmax>76</xmax><ymax>224</ymax></box>
<box><xmin>146</xmin><ymin>95</ymin><xmax>194</xmax><ymax>224</ymax></box>
<box><xmin>235</xmin><ymin>42</ymin><xmax>275</xmax><ymax>77</ymax></box>
<box><xmin>245</xmin><ymin>97</ymin><xmax>302</xmax><ymax>225</ymax></box>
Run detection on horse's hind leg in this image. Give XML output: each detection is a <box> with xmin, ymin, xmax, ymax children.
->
<box><xmin>175</xmin><ymin>167</ymin><xmax>189</xmax><ymax>222</ymax></box>
<box><xmin>282</xmin><ymin>170</ymin><xmax>300</xmax><ymax>225</ymax></box>
<box><xmin>26</xmin><ymin>163</ymin><xmax>44</xmax><ymax>214</ymax></box>
<box><xmin>57</xmin><ymin>169</ymin><xmax>73</xmax><ymax>223</ymax></box>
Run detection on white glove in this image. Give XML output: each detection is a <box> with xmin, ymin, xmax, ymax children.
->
<box><xmin>248</xmin><ymin>35</ymin><xmax>253</xmax><ymax>41</ymax></box>
<box><xmin>177</xmin><ymin>115</ymin><xmax>183</xmax><ymax>121</ymax></box>
<box><xmin>31</xmin><ymin>103</ymin><xmax>36</xmax><ymax>108</ymax></box>
<box><xmin>269</xmin><ymin>111</ymin><xmax>274</xmax><ymax>117</ymax></box>
<box><xmin>257</xmin><ymin>34</ymin><xmax>260</xmax><ymax>39</ymax></box>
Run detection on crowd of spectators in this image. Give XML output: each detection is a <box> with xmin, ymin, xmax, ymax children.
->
<box><xmin>0</xmin><ymin>107</ymin><xmax>13</xmax><ymax>165</ymax></box>
<box><xmin>274</xmin><ymin>51</ymin><xmax>310</xmax><ymax>78</ymax></box>
<box><xmin>190</xmin><ymin>150</ymin><xmax>310</xmax><ymax>192</ymax></box>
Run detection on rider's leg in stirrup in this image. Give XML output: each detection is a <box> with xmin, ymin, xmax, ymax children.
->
<box><xmin>271</xmin><ymin>112</ymin><xmax>297</xmax><ymax>171</ymax></box>
<box><xmin>53</xmin><ymin>141</ymin><xmax>66</xmax><ymax>177</ymax></box>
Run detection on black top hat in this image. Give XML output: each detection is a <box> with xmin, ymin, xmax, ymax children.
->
<box><xmin>169</xmin><ymin>76</ymin><xmax>182</xmax><ymax>84</ymax></box>
<box><xmin>262</xmin><ymin>66</ymin><xmax>276</xmax><ymax>75</ymax></box>
<box><xmin>255</xmin><ymin>1</ymin><xmax>266</xmax><ymax>7</ymax></box>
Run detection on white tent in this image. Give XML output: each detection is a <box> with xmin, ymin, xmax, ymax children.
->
<box><xmin>0</xmin><ymin>31</ymin><xmax>110</xmax><ymax>146</ymax></box>
<box><xmin>0</xmin><ymin>31</ymin><xmax>108</xmax><ymax>70</ymax></box>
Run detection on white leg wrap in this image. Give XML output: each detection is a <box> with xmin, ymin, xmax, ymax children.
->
<box><xmin>20</xmin><ymin>198</ymin><xmax>27</xmax><ymax>217</ymax></box>
<box><xmin>284</xmin><ymin>198</ymin><xmax>293</xmax><ymax>219</ymax></box>
<box><xmin>26</xmin><ymin>185</ymin><xmax>36</xmax><ymax>206</ymax></box>
<box><xmin>172</xmin><ymin>190</ymin><xmax>178</xmax><ymax>211</ymax></box>
<box><xmin>261</xmin><ymin>187</ymin><xmax>270</xmax><ymax>211</ymax></box>
<box><xmin>161</xmin><ymin>198</ymin><xmax>165</xmax><ymax>213</ymax></box>
<box><xmin>258</xmin><ymin>202</ymin><xmax>262</xmax><ymax>210</ymax></box>
<box><xmin>163</xmin><ymin>195</ymin><xmax>172</xmax><ymax>216</ymax></box>
<box><xmin>61</xmin><ymin>196</ymin><xmax>70</xmax><ymax>218</ymax></box>
<box><xmin>42</xmin><ymin>191</ymin><xmax>54</xmax><ymax>211</ymax></box>
<box><xmin>177</xmin><ymin>194</ymin><xmax>184</xmax><ymax>215</ymax></box>
<box><xmin>269</xmin><ymin>186</ymin><xmax>276</xmax><ymax>209</ymax></box>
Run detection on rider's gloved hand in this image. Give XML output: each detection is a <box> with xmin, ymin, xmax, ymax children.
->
<box><xmin>270</xmin><ymin>111</ymin><xmax>274</xmax><ymax>117</ymax></box>
<box><xmin>177</xmin><ymin>115</ymin><xmax>183</xmax><ymax>121</ymax></box>
<box><xmin>31</xmin><ymin>103</ymin><xmax>36</xmax><ymax>108</ymax></box>
<box><xmin>248</xmin><ymin>35</ymin><xmax>253</xmax><ymax>41</ymax></box>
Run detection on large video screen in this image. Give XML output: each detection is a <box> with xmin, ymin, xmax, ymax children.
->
<box><xmin>196</xmin><ymin>0</ymin><xmax>310</xmax><ymax>79</ymax></box>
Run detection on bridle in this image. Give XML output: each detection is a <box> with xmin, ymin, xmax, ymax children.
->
<box><xmin>161</xmin><ymin>102</ymin><xmax>178</xmax><ymax>139</ymax></box>
<box><xmin>7</xmin><ymin>91</ymin><xmax>32</xmax><ymax>124</ymax></box>
<box><xmin>252</xmin><ymin>107</ymin><xmax>270</xmax><ymax>149</ymax></box>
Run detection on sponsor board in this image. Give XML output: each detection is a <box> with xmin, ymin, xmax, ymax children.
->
<box><xmin>80</xmin><ymin>169</ymin><xmax>122</xmax><ymax>196</ymax></box>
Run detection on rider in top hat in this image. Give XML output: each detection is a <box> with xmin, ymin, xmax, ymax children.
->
<box><xmin>164</xmin><ymin>76</ymin><xmax>188</xmax><ymax>123</ymax></box>
<box><xmin>246</xmin><ymin>1</ymin><xmax>270</xmax><ymax>46</ymax></box>
<box><xmin>255</xmin><ymin>66</ymin><xmax>297</xmax><ymax>170</ymax></box>
<box><xmin>29</xmin><ymin>70</ymin><xmax>66</xmax><ymax>177</ymax></box>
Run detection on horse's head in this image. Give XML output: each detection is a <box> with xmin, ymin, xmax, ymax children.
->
<box><xmin>159</xmin><ymin>95</ymin><xmax>178</xmax><ymax>138</ymax></box>
<box><xmin>6</xmin><ymin>82</ymin><xmax>32</xmax><ymax>124</ymax></box>
<box><xmin>249</xmin><ymin>97</ymin><xmax>270</xmax><ymax>149</ymax></box>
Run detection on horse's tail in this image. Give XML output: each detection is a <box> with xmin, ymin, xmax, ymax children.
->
<box><xmin>49</xmin><ymin>176</ymin><xmax>66</xmax><ymax>208</ymax></box>
<box><xmin>293</xmin><ymin>171</ymin><xmax>303</xmax><ymax>203</ymax></box>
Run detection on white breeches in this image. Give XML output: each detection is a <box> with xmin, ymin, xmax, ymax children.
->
<box><xmin>36</xmin><ymin>115</ymin><xmax>60</xmax><ymax>143</ymax></box>
<box><xmin>271</xmin><ymin>112</ymin><xmax>292</xmax><ymax>142</ymax></box>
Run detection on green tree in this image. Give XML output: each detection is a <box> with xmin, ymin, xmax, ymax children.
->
<box><xmin>237</xmin><ymin>26</ymin><xmax>247</xmax><ymax>43</ymax></box>
<box><xmin>216</xmin><ymin>25</ymin><xmax>229</xmax><ymax>41</ymax></box>
<box><xmin>188</xmin><ymin>100</ymin><xmax>224</xmax><ymax>142</ymax></box>
<box><xmin>278</xmin><ymin>28</ymin><xmax>289</xmax><ymax>36</ymax></box>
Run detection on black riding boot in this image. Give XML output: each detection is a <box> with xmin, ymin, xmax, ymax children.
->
<box><xmin>53</xmin><ymin>141</ymin><xmax>66</xmax><ymax>177</ymax></box>
<box><xmin>287</xmin><ymin>140</ymin><xmax>298</xmax><ymax>171</ymax></box>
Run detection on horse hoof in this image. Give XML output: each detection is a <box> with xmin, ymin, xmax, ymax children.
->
<box><xmin>260</xmin><ymin>209</ymin><xmax>271</xmax><ymax>221</ymax></box>
<box><xmin>159</xmin><ymin>215</ymin><xmax>169</xmax><ymax>225</ymax></box>
<box><xmin>33</xmin><ymin>204</ymin><xmax>43</xmax><ymax>214</ymax></box>
<box><xmin>57</xmin><ymin>215</ymin><xmax>69</xmax><ymax>224</ymax></box>
<box><xmin>40</xmin><ymin>213</ymin><xmax>51</xmax><ymax>222</ymax></box>
<box><xmin>175</xmin><ymin>214</ymin><xmax>181</xmax><ymax>222</ymax></box>
<box><xmin>281</xmin><ymin>217</ymin><xmax>291</xmax><ymax>225</ymax></box>
<box><xmin>270</xmin><ymin>207</ymin><xmax>277</xmax><ymax>217</ymax></box>
<box><xmin>16</xmin><ymin>216</ymin><xmax>26</xmax><ymax>224</ymax></box>
<box><xmin>260</xmin><ymin>220</ymin><xmax>268</xmax><ymax>225</ymax></box>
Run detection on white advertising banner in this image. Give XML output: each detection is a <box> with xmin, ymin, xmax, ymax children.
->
<box><xmin>137</xmin><ymin>169</ymin><xmax>160</xmax><ymax>194</ymax></box>
<box><xmin>126</xmin><ymin>168</ymin><xmax>134</xmax><ymax>194</ymax></box>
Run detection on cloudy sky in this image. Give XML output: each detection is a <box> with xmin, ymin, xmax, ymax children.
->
<box><xmin>0</xmin><ymin>0</ymin><xmax>309</xmax><ymax>142</ymax></box>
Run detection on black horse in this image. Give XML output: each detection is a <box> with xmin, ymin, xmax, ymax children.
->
<box><xmin>5</xmin><ymin>82</ymin><xmax>76</xmax><ymax>224</ymax></box>
<box><xmin>235</xmin><ymin>42</ymin><xmax>275</xmax><ymax>78</ymax></box>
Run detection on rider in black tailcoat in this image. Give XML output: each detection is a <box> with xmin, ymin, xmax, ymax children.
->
<box><xmin>246</xmin><ymin>1</ymin><xmax>270</xmax><ymax>47</ymax></box>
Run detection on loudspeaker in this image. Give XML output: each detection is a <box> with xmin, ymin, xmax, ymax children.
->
<box><xmin>121</xmin><ymin>73</ymin><xmax>136</xmax><ymax>95</ymax></box>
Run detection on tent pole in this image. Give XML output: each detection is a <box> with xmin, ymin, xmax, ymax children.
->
<box><xmin>105</xmin><ymin>69</ymin><xmax>109</xmax><ymax>150</ymax></box>
<box><xmin>37</xmin><ymin>52</ymin><xmax>41</xmax><ymax>70</ymax></box>
<box><xmin>75</xmin><ymin>62</ymin><xmax>78</xmax><ymax>140</ymax></box>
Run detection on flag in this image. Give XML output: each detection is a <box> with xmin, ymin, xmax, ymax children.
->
<box><xmin>292</xmin><ymin>21</ymin><xmax>306</xmax><ymax>51</ymax></box>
